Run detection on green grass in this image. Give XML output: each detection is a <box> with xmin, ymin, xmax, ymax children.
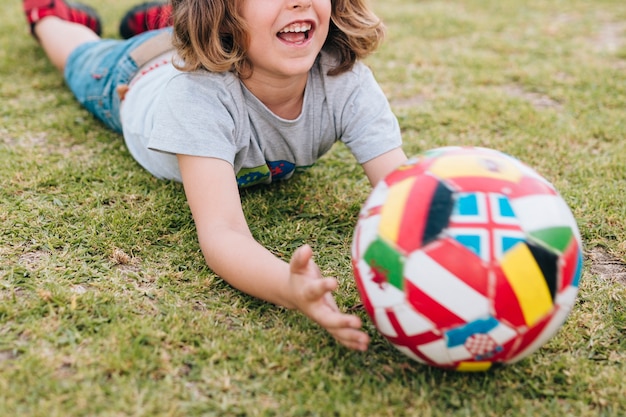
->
<box><xmin>1</xmin><ymin>0</ymin><xmax>625</xmax><ymax>416</ymax></box>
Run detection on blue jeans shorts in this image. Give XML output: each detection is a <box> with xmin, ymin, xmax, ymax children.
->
<box><xmin>64</xmin><ymin>28</ymin><xmax>172</xmax><ymax>133</ymax></box>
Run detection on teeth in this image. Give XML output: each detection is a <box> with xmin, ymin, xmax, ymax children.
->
<box><xmin>279</xmin><ymin>22</ymin><xmax>312</xmax><ymax>33</ymax></box>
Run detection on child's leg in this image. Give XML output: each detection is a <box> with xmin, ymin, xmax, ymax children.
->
<box><xmin>24</xmin><ymin>1</ymin><xmax>173</xmax><ymax>133</ymax></box>
<box><xmin>119</xmin><ymin>1</ymin><xmax>173</xmax><ymax>39</ymax></box>
<box><xmin>24</xmin><ymin>0</ymin><xmax>103</xmax><ymax>71</ymax></box>
<box><xmin>34</xmin><ymin>18</ymin><xmax>100</xmax><ymax>71</ymax></box>
<box><xmin>63</xmin><ymin>28</ymin><xmax>173</xmax><ymax>133</ymax></box>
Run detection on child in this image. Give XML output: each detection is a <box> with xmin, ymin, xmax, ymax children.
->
<box><xmin>23</xmin><ymin>0</ymin><xmax>407</xmax><ymax>352</ymax></box>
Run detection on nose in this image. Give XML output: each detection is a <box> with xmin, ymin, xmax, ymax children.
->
<box><xmin>289</xmin><ymin>0</ymin><xmax>312</xmax><ymax>9</ymax></box>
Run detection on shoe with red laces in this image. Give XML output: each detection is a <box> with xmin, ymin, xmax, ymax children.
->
<box><xmin>23</xmin><ymin>0</ymin><xmax>102</xmax><ymax>36</ymax></box>
<box><xmin>119</xmin><ymin>2</ymin><xmax>173</xmax><ymax>39</ymax></box>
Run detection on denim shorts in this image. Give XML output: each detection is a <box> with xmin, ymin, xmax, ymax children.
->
<box><xmin>64</xmin><ymin>28</ymin><xmax>172</xmax><ymax>133</ymax></box>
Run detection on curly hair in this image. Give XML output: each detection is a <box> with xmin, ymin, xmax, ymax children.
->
<box><xmin>170</xmin><ymin>0</ymin><xmax>385</xmax><ymax>77</ymax></box>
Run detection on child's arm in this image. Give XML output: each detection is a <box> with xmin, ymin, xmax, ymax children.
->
<box><xmin>177</xmin><ymin>154</ymin><xmax>370</xmax><ymax>351</ymax></box>
<box><xmin>361</xmin><ymin>147</ymin><xmax>408</xmax><ymax>186</ymax></box>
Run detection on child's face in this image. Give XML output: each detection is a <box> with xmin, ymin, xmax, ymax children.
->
<box><xmin>241</xmin><ymin>0</ymin><xmax>331</xmax><ymax>80</ymax></box>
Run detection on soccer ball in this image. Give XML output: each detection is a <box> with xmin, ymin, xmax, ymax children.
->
<box><xmin>351</xmin><ymin>146</ymin><xmax>583</xmax><ymax>371</ymax></box>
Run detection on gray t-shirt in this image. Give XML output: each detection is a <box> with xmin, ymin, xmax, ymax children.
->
<box><xmin>121</xmin><ymin>51</ymin><xmax>401</xmax><ymax>186</ymax></box>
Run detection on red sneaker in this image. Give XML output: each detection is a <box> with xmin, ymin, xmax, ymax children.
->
<box><xmin>23</xmin><ymin>0</ymin><xmax>102</xmax><ymax>36</ymax></box>
<box><xmin>119</xmin><ymin>2</ymin><xmax>173</xmax><ymax>39</ymax></box>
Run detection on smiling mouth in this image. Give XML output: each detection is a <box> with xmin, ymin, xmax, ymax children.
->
<box><xmin>277</xmin><ymin>22</ymin><xmax>313</xmax><ymax>43</ymax></box>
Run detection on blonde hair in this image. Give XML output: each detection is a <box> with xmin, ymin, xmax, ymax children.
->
<box><xmin>170</xmin><ymin>0</ymin><xmax>385</xmax><ymax>77</ymax></box>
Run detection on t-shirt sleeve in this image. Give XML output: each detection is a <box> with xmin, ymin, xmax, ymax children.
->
<box><xmin>335</xmin><ymin>63</ymin><xmax>402</xmax><ymax>164</ymax></box>
<box><xmin>148</xmin><ymin>73</ymin><xmax>238</xmax><ymax>165</ymax></box>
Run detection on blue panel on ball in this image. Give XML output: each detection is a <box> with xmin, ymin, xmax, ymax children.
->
<box><xmin>455</xmin><ymin>193</ymin><xmax>479</xmax><ymax>216</ymax></box>
<box><xmin>445</xmin><ymin>316</ymin><xmax>500</xmax><ymax>347</ymax></box>
<box><xmin>454</xmin><ymin>235</ymin><xmax>482</xmax><ymax>257</ymax></box>
<box><xmin>496</xmin><ymin>195</ymin><xmax>516</xmax><ymax>218</ymax></box>
<box><xmin>501</xmin><ymin>236</ymin><xmax>524</xmax><ymax>253</ymax></box>
<box><xmin>572</xmin><ymin>247</ymin><xmax>584</xmax><ymax>287</ymax></box>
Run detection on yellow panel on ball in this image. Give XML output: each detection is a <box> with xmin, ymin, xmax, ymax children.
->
<box><xmin>428</xmin><ymin>153</ymin><xmax>523</xmax><ymax>182</ymax></box>
<box><xmin>378</xmin><ymin>177</ymin><xmax>415</xmax><ymax>244</ymax></box>
<box><xmin>500</xmin><ymin>243</ymin><xmax>554</xmax><ymax>327</ymax></box>
<box><xmin>456</xmin><ymin>361</ymin><xmax>492</xmax><ymax>372</ymax></box>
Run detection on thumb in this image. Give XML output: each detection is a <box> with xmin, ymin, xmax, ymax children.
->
<box><xmin>290</xmin><ymin>244</ymin><xmax>313</xmax><ymax>274</ymax></box>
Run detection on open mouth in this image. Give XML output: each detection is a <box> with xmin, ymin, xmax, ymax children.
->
<box><xmin>277</xmin><ymin>21</ymin><xmax>313</xmax><ymax>44</ymax></box>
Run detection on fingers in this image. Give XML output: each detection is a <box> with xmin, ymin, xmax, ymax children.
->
<box><xmin>321</xmin><ymin>311</ymin><xmax>363</xmax><ymax>334</ymax></box>
<box><xmin>290</xmin><ymin>245</ymin><xmax>336</xmax><ymax>301</ymax></box>
<box><xmin>331</xmin><ymin>326</ymin><xmax>371</xmax><ymax>351</ymax></box>
<box><xmin>302</xmin><ymin>277</ymin><xmax>338</xmax><ymax>302</ymax></box>
<box><xmin>312</xmin><ymin>306</ymin><xmax>370</xmax><ymax>351</ymax></box>
<box><xmin>315</xmin><ymin>310</ymin><xmax>370</xmax><ymax>351</ymax></box>
<box><xmin>289</xmin><ymin>245</ymin><xmax>370</xmax><ymax>351</ymax></box>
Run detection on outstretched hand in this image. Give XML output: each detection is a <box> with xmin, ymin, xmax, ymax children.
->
<box><xmin>288</xmin><ymin>245</ymin><xmax>370</xmax><ymax>351</ymax></box>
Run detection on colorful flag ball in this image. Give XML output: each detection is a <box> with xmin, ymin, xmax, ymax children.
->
<box><xmin>352</xmin><ymin>146</ymin><xmax>583</xmax><ymax>371</ymax></box>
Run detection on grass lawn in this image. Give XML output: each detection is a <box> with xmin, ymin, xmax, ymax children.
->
<box><xmin>1</xmin><ymin>0</ymin><xmax>625</xmax><ymax>416</ymax></box>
